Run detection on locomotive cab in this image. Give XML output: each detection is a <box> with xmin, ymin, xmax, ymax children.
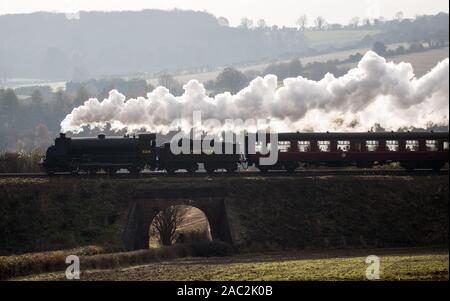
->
<box><xmin>40</xmin><ymin>133</ymin><xmax>72</xmax><ymax>174</ymax></box>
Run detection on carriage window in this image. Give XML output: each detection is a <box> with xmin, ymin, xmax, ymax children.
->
<box><xmin>366</xmin><ymin>140</ymin><xmax>379</xmax><ymax>152</ymax></box>
<box><xmin>278</xmin><ymin>141</ymin><xmax>290</xmax><ymax>152</ymax></box>
<box><xmin>386</xmin><ymin>140</ymin><xmax>399</xmax><ymax>152</ymax></box>
<box><xmin>318</xmin><ymin>141</ymin><xmax>330</xmax><ymax>152</ymax></box>
<box><xmin>298</xmin><ymin>141</ymin><xmax>311</xmax><ymax>152</ymax></box>
<box><xmin>255</xmin><ymin>141</ymin><xmax>264</xmax><ymax>153</ymax></box>
<box><xmin>444</xmin><ymin>141</ymin><xmax>449</xmax><ymax>150</ymax></box>
<box><xmin>337</xmin><ymin>141</ymin><xmax>350</xmax><ymax>152</ymax></box>
<box><xmin>406</xmin><ymin>140</ymin><xmax>419</xmax><ymax>151</ymax></box>
<box><xmin>426</xmin><ymin>140</ymin><xmax>438</xmax><ymax>151</ymax></box>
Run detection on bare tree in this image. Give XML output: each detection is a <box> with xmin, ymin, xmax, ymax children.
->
<box><xmin>239</xmin><ymin>17</ymin><xmax>254</xmax><ymax>29</ymax></box>
<box><xmin>34</xmin><ymin>123</ymin><xmax>50</xmax><ymax>150</ymax></box>
<box><xmin>217</xmin><ymin>16</ymin><xmax>229</xmax><ymax>27</ymax></box>
<box><xmin>394</xmin><ymin>11</ymin><xmax>404</xmax><ymax>22</ymax></box>
<box><xmin>157</xmin><ymin>73</ymin><xmax>183</xmax><ymax>96</ymax></box>
<box><xmin>349</xmin><ymin>17</ymin><xmax>360</xmax><ymax>29</ymax></box>
<box><xmin>151</xmin><ymin>206</ymin><xmax>187</xmax><ymax>246</ymax></box>
<box><xmin>314</xmin><ymin>16</ymin><xmax>326</xmax><ymax>30</ymax></box>
<box><xmin>362</xmin><ymin>18</ymin><xmax>372</xmax><ymax>28</ymax></box>
<box><xmin>296</xmin><ymin>15</ymin><xmax>308</xmax><ymax>31</ymax></box>
<box><xmin>256</xmin><ymin>19</ymin><xmax>267</xmax><ymax>30</ymax></box>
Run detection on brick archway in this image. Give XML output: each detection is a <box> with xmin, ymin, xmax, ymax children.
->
<box><xmin>122</xmin><ymin>187</ymin><xmax>233</xmax><ymax>250</ymax></box>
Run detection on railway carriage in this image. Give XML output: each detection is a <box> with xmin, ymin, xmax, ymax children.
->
<box><xmin>246</xmin><ymin>132</ymin><xmax>449</xmax><ymax>172</ymax></box>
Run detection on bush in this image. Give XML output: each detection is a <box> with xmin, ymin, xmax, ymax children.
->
<box><xmin>188</xmin><ymin>240</ymin><xmax>236</xmax><ymax>257</ymax></box>
<box><xmin>0</xmin><ymin>241</ymin><xmax>236</xmax><ymax>279</ymax></box>
<box><xmin>0</xmin><ymin>246</ymin><xmax>106</xmax><ymax>280</ymax></box>
<box><xmin>0</xmin><ymin>151</ymin><xmax>43</xmax><ymax>173</ymax></box>
<box><xmin>176</xmin><ymin>230</ymin><xmax>210</xmax><ymax>244</ymax></box>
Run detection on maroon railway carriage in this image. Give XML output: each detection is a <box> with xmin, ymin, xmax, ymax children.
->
<box><xmin>246</xmin><ymin>131</ymin><xmax>449</xmax><ymax>172</ymax></box>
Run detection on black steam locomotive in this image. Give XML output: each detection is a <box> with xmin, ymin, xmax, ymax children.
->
<box><xmin>41</xmin><ymin>133</ymin><xmax>242</xmax><ymax>175</ymax></box>
<box><xmin>41</xmin><ymin>131</ymin><xmax>449</xmax><ymax>175</ymax></box>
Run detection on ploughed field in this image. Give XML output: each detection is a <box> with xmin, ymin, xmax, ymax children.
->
<box><xmin>18</xmin><ymin>247</ymin><xmax>448</xmax><ymax>281</ymax></box>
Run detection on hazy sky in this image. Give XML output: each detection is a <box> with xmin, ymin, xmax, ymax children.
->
<box><xmin>0</xmin><ymin>0</ymin><xmax>448</xmax><ymax>26</ymax></box>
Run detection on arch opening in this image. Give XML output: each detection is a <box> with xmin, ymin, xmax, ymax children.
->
<box><xmin>148</xmin><ymin>205</ymin><xmax>212</xmax><ymax>248</ymax></box>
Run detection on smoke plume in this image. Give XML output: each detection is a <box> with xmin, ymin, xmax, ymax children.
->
<box><xmin>61</xmin><ymin>51</ymin><xmax>449</xmax><ymax>134</ymax></box>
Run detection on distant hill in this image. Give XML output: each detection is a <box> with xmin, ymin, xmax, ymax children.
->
<box><xmin>0</xmin><ymin>10</ymin><xmax>307</xmax><ymax>80</ymax></box>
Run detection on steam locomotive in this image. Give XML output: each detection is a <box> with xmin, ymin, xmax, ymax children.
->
<box><xmin>41</xmin><ymin>131</ymin><xmax>449</xmax><ymax>175</ymax></box>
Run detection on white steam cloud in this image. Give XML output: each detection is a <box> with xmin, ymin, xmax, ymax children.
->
<box><xmin>61</xmin><ymin>51</ymin><xmax>449</xmax><ymax>134</ymax></box>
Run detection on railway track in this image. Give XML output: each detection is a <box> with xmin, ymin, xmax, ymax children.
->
<box><xmin>0</xmin><ymin>169</ymin><xmax>448</xmax><ymax>179</ymax></box>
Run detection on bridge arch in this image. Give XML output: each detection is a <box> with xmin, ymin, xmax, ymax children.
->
<box><xmin>122</xmin><ymin>195</ymin><xmax>233</xmax><ymax>251</ymax></box>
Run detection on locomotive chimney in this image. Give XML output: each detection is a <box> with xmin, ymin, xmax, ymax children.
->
<box><xmin>60</xmin><ymin>133</ymin><xmax>66</xmax><ymax>139</ymax></box>
<box><xmin>98</xmin><ymin>134</ymin><xmax>106</xmax><ymax>139</ymax></box>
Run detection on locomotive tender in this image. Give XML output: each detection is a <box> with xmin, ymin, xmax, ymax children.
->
<box><xmin>41</xmin><ymin>131</ymin><xmax>449</xmax><ymax>174</ymax></box>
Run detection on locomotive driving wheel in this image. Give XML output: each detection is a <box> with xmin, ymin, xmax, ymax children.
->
<box><xmin>226</xmin><ymin>164</ymin><xmax>237</xmax><ymax>173</ymax></box>
<box><xmin>186</xmin><ymin>164</ymin><xmax>198</xmax><ymax>175</ymax></box>
<box><xmin>128</xmin><ymin>167</ymin><xmax>141</xmax><ymax>175</ymax></box>
<box><xmin>166</xmin><ymin>166</ymin><xmax>176</xmax><ymax>175</ymax></box>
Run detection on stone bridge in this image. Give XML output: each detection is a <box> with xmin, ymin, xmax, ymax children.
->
<box><xmin>122</xmin><ymin>185</ymin><xmax>233</xmax><ymax>250</ymax></box>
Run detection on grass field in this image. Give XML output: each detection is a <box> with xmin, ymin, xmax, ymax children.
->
<box><xmin>304</xmin><ymin>30</ymin><xmax>380</xmax><ymax>47</ymax></box>
<box><xmin>339</xmin><ymin>47</ymin><xmax>449</xmax><ymax>77</ymax></box>
<box><xmin>161</xmin><ymin>45</ymin><xmax>448</xmax><ymax>85</ymax></box>
<box><xmin>18</xmin><ymin>248</ymin><xmax>448</xmax><ymax>281</ymax></box>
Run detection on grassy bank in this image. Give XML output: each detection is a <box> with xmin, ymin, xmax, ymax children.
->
<box><xmin>0</xmin><ymin>176</ymin><xmax>448</xmax><ymax>255</ymax></box>
<box><xmin>16</xmin><ymin>247</ymin><xmax>449</xmax><ymax>281</ymax></box>
<box><xmin>0</xmin><ymin>241</ymin><xmax>234</xmax><ymax>280</ymax></box>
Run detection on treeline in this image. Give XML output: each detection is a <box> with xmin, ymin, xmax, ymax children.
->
<box><xmin>0</xmin><ymin>77</ymin><xmax>156</xmax><ymax>151</ymax></box>
<box><xmin>203</xmin><ymin>59</ymin><xmax>349</xmax><ymax>94</ymax></box>
<box><xmin>0</xmin><ymin>10</ymin><xmax>307</xmax><ymax>81</ymax></box>
<box><xmin>373</xmin><ymin>13</ymin><xmax>448</xmax><ymax>47</ymax></box>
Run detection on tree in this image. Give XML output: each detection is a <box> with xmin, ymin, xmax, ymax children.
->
<box><xmin>214</xmin><ymin>68</ymin><xmax>249</xmax><ymax>94</ymax></box>
<box><xmin>217</xmin><ymin>16</ymin><xmax>229</xmax><ymax>27</ymax></box>
<box><xmin>0</xmin><ymin>89</ymin><xmax>19</xmax><ymax>121</ymax></box>
<box><xmin>53</xmin><ymin>88</ymin><xmax>70</xmax><ymax>113</ymax></box>
<box><xmin>314</xmin><ymin>16</ymin><xmax>326</xmax><ymax>30</ymax></box>
<box><xmin>362</xmin><ymin>18</ymin><xmax>372</xmax><ymax>28</ymax></box>
<box><xmin>372</xmin><ymin>41</ymin><xmax>387</xmax><ymax>55</ymax></box>
<box><xmin>31</xmin><ymin>89</ymin><xmax>44</xmax><ymax>106</ymax></box>
<box><xmin>256</xmin><ymin>19</ymin><xmax>267</xmax><ymax>30</ymax></box>
<box><xmin>150</xmin><ymin>206</ymin><xmax>187</xmax><ymax>246</ymax></box>
<box><xmin>34</xmin><ymin>123</ymin><xmax>50</xmax><ymax>150</ymax></box>
<box><xmin>409</xmin><ymin>42</ymin><xmax>425</xmax><ymax>52</ymax></box>
<box><xmin>239</xmin><ymin>17</ymin><xmax>254</xmax><ymax>29</ymax></box>
<box><xmin>349</xmin><ymin>17</ymin><xmax>360</xmax><ymax>29</ymax></box>
<box><xmin>157</xmin><ymin>73</ymin><xmax>183</xmax><ymax>96</ymax></box>
<box><xmin>394</xmin><ymin>11</ymin><xmax>404</xmax><ymax>22</ymax></box>
<box><xmin>296</xmin><ymin>15</ymin><xmax>308</xmax><ymax>31</ymax></box>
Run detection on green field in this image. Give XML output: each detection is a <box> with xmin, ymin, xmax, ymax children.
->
<box><xmin>339</xmin><ymin>47</ymin><xmax>449</xmax><ymax>77</ymax></box>
<box><xmin>304</xmin><ymin>29</ymin><xmax>380</xmax><ymax>47</ymax></box>
<box><xmin>19</xmin><ymin>248</ymin><xmax>448</xmax><ymax>281</ymax></box>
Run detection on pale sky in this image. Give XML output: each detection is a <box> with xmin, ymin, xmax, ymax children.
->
<box><xmin>0</xmin><ymin>0</ymin><xmax>448</xmax><ymax>26</ymax></box>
